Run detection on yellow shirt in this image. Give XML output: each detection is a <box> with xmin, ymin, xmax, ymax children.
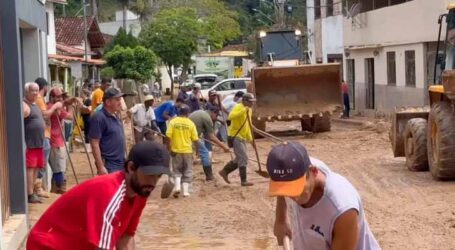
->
<box><xmin>228</xmin><ymin>103</ymin><xmax>253</xmax><ymax>142</ymax></box>
<box><xmin>166</xmin><ymin>117</ymin><xmax>199</xmax><ymax>154</ymax></box>
<box><xmin>91</xmin><ymin>88</ymin><xmax>104</xmax><ymax>110</ymax></box>
<box><xmin>36</xmin><ymin>94</ymin><xmax>51</xmax><ymax>138</ymax></box>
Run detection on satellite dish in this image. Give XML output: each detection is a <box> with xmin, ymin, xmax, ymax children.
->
<box><xmin>348</xmin><ymin>3</ymin><xmax>362</xmax><ymax>19</ymax></box>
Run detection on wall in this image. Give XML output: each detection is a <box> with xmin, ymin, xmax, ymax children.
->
<box><xmin>46</xmin><ymin>2</ymin><xmax>56</xmax><ymax>54</ymax></box>
<box><xmin>346</xmin><ymin>42</ymin><xmax>428</xmax><ymax>112</ymax></box>
<box><xmin>21</xmin><ymin>28</ymin><xmax>42</xmax><ymax>82</ymax></box>
<box><xmin>321</xmin><ymin>15</ymin><xmax>343</xmax><ymax>62</ymax></box>
<box><xmin>344</xmin><ymin>0</ymin><xmax>448</xmax><ymax>47</ymax></box>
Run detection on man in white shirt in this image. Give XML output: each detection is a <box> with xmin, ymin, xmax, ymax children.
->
<box><xmin>129</xmin><ymin>95</ymin><xmax>160</xmax><ymax>143</ymax></box>
<box><xmin>218</xmin><ymin>91</ymin><xmax>245</xmax><ymax>142</ymax></box>
<box><xmin>268</xmin><ymin>142</ymin><xmax>380</xmax><ymax>250</ymax></box>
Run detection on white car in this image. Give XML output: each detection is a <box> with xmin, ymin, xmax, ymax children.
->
<box><xmin>201</xmin><ymin>77</ymin><xmax>251</xmax><ymax>99</ymax></box>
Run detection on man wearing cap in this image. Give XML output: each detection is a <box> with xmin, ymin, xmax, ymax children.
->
<box><xmin>26</xmin><ymin>141</ymin><xmax>170</xmax><ymax>250</ymax></box>
<box><xmin>186</xmin><ymin>83</ymin><xmax>202</xmax><ymax>112</ymax></box>
<box><xmin>91</xmin><ymin>79</ymin><xmax>111</xmax><ymax>110</ymax></box>
<box><xmin>218</xmin><ymin>93</ymin><xmax>257</xmax><ymax>187</ymax></box>
<box><xmin>89</xmin><ymin>87</ymin><xmax>126</xmax><ymax>174</ymax></box>
<box><xmin>47</xmin><ymin>87</ymin><xmax>78</xmax><ymax>194</ymax></box>
<box><xmin>165</xmin><ymin>104</ymin><xmax>199</xmax><ymax>197</ymax></box>
<box><xmin>129</xmin><ymin>95</ymin><xmax>160</xmax><ymax>143</ymax></box>
<box><xmin>189</xmin><ymin>106</ymin><xmax>230</xmax><ymax>181</ymax></box>
<box><xmin>267</xmin><ymin>142</ymin><xmax>380</xmax><ymax>250</ymax></box>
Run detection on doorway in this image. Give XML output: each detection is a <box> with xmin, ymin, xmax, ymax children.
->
<box><xmin>365</xmin><ymin>58</ymin><xmax>375</xmax><ymax>109</ymax></box>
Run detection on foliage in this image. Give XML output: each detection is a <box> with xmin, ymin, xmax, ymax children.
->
<box><xmin>104</xmin><ymin>45</ymin><xmax>158</xmax><ymax>82</ymax></box>
<box><xmin>154</xmin><ymin>0</ymin><xmax>241</xmax><ymax>50</ymax></box>
<box><xmin>100</xmin><ymin>67</ymin><xmax>115</xmax><ymax>79</ymax></box>
<box><xmin>104</xmin><ymin>27</ymin><xmax>139</xmax><ymax>54</ymax></box>
<box><xmin>139</xmin><ymin>7</ymin><xmax>201</xmax><ymax>71</ymax></box>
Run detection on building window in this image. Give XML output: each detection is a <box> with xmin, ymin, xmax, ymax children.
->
<box><xmin>315</xmin><ymin>0</ymin><xmax>321</xmax><ymax>19</ymax></box>
<box><xmin>326</xmin><ymin>0</ymin><xmax>334</xmax><ymax>17</ymax></box>
<box><xmin>387</xmin><ymin>51</ymin><xmax>396</xmax><ymax>85</ymax></box>
<box><xmin>405</xmin><ymin>50</ymin><xmax>416</xmax><ymax>87</ymax></box>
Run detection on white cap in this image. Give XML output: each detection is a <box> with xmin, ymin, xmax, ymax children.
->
<box><xmin>144</xmin><ymin>95</ymin><xmax>154</xmax><ymax>102</ymax></box>
<box><xmin>194</xmin><ymin>83</ymin><xmax>201</xmax><ymax>89</ymax></box>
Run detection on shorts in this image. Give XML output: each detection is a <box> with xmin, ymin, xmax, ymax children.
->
<box><xmin>26</xmin><ymin>148</ymin><xmax>45</xmax><ymax>168</ymax></box>
<box><xmin>49</xmin><ymin>147</ymin><xmax>67</xmax><ymax>173</ymax></box>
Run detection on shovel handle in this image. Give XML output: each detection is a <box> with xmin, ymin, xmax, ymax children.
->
<box><xmin>283</xmin><ymin>236</ymin><xmax>291</xmax><ymax>250</ymax></box>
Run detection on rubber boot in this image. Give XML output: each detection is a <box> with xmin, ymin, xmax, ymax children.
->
<box><xmin>173</xmin><ymin>177</ymin><xmax>181</xmax><ymax>198</ymax></box>
<box><xmin>85</xmin><ymin>143</ymin><xmax>92</xmax><ymax>153</ymax></box>
<box><xmin>182</xmin><ymin>183</ymin><xmax>190</xmax><ymax>197</ymax></box>
<box><xmin>218</xmin><ymin>161</ymin><xmax>238</xmax><ymax>184</ymax></box>
<box><xmin>203</xmin><ymin>165</ymin><xmax>214</xmax><ymax>181</ymax></box>
<box><xmin>240</xmin><ymin>166</ymin><xmax>253</xmax><ymax>187</ymax></box>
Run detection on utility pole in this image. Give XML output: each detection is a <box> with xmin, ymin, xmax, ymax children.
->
<box><xmin>82</xmin><ymin>0</ymin><xmax>89</xmax><ymax>80</ymax></box>
<box><xmin>275</xmin><ymin>0</ymin><xmax>286</xmax><ymax>28</ymax></box>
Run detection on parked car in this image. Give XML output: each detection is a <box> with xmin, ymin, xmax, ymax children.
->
<box><xmin>183</xmin><ymin>74</ymin><xmax>220</xmax><ymax>88</ymax></box>
<box><xmin>201</xmin><ymin>77</ymin><xmax>251</xmax><ymax>99</ymax></box>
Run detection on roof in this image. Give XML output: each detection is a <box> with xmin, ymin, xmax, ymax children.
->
<box><xmin>56</xmin><ymin>43</ymin><xmax>95</xmax><ymax>56</ymax></box>
<box><xmin>48</xmin><ymin>54</ymin><xmax>106</xmax><ymax>66</ymax></box>
<box><xmin>48</xmin><ymin>0</ymin><xmax>67</xmax><ymax>4</ymax></box>
<box><xmin>55</xmin><ymin>17</ymin><xmax>105</xmax><ymax>48</ymax></box>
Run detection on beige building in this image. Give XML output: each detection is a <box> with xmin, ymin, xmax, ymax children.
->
<box><xmin>343</xmin><ymin>0</ymin><xmax>451</xmax><ymax>113</ymax></box>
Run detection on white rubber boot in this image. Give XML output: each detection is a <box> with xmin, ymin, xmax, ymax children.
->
<box><xmin>182</xmin><ymin>183</ymin><xmax>190</xmax><ymax>197</ymax></box>
<box><xmin>173</xmin><ymin>177</ymin><xmax>181</xmax><ymax>198</ymax></box>
<box><xmin>85</xmin><ymin>143</ymin><xmax>92</xmax><ymax>153</ymax></box>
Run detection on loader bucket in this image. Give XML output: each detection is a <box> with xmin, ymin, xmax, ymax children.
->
<box><xmin>251</xmin><ymin>64</ymin><xmax>342</xmax><ymax>119</ymax></box>
<box><xmin>390</xmin><ymin>107</ymin><xmax>429</xmax><ymax>157</ymax></box>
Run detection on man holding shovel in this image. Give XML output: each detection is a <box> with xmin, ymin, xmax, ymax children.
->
<box><xmin>268</xmin><ymin>142</ymin><xmax>380</xmax><ymax>249</ymax></box>
<box><xmin>218</xmin><ymin>93</ymin><xmax>256</xmax><ymax>187</ymax></box>
<box><xmin>27</xmin><ymin>141</ymin><xmax>170</xmax><ymax>250</ymax></box>
<box><xmin>189</xmin><ymin>106</ymin><xmax>230</xmax><ymax>181</ymax></box>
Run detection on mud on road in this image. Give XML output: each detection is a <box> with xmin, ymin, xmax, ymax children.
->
<box><xmin>27</xmin><ymin>119</ymin><xmax>455</xmax><ymax>249</ymax></box>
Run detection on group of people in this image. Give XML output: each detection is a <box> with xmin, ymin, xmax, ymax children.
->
<box><xmin>23</xmin><ymin>78</ymin><xmax>81</xmax><ymax>203</ymax></box>
<box><xmin>26</xmin><ymin>80</ymin><xmax>381</xmax><ymax>250</ymax></box>
<box><xmin>128</xmin><ymin>83</ymin><xmax>259</xmax><ymax>197</ymax></box>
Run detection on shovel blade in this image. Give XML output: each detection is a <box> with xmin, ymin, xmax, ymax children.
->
<box><xmin>255</xmin><ymin>170</ymin><xmax>270</xmax><ymax>178</ymax></box>
<box><xmin>160</xmin><ymin>179</ymin><xmax>175</xmax><ymax>199</ymax></box>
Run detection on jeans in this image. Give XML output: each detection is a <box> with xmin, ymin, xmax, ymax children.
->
<box><xmin>198</xmin><ymin>140</ymin><xmax>211</xmax><ymax>167</ymax></box>
<box><xmin>343</xmin><ymin>93</ymin><xmax>350</xmax><ymax>118</ymax></box>
<box><xmin>157</xmin><ymin>121</ymin><xmax>167</xmax><ymax>136</ymax></box>
<box><xmin>204</xmin><ymin>135</ymin><xmax>212</xmax><ymax>151</ymax></box>
<box><xmin>38</xmin><ymin>138</ymin><xmax>51</xmax><ymax>179</ymax></box>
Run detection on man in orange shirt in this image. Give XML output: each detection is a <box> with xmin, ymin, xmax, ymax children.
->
<box><xmin>91</xmin><ymin>79</ymin><xmax>111</xmax><ymax>110</ymax></box>
<box><xmin>34</xmin><ymin>77</ymin><xmax>62</xmax><ymax>198</ymax></box>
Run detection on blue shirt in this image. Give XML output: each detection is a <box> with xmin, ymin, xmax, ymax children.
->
<box><xmin>89</xmin><ymin>108</ymin><xmax>125</xmax><ymax>172</ymax></box>
<box><xmin>155</xmin><ymin>101</ymin><xmax>177</xmax><ymax>123</ymax></box>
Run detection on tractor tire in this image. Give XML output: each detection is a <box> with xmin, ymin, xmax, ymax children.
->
<box><xmin>403</xmin><ymin>118</ymin><xmax>428</xmax><ymax>171</ymax></box>
<box><xmin>311</xmin><ymin>112</ymin><xmax>331</xmax><ymax>133</ymax></box>
<box><xmin>427</xmin><ymin>101</ymin><xmax>455</xmax><ymax>180</ymax></box>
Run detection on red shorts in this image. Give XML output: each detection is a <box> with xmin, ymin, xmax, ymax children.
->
<box><xmin>26</xmin><ymin>148</ymin><xmax>45</xmax><ymax>168</ymax></box>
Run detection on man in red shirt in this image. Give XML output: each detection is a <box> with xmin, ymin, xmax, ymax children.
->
<box><xmin>47</xmin><ymin>87</ymin><xmax>76</xmax><ymax>194</ymax></box>
<box><xmin>26</xmin><ymin>141</ymin><xmax>171</xmax><ymax>250</ymax></box>
<box><xmin>341</xmin><ymin>80</ymin><xmax>350</xmax><ymax>118</ymax></box>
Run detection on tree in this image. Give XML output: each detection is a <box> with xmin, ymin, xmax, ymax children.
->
<box><xmin>154</xmin><ymin>0</ymin><xmax>241</xmax><ymax>50</ymax></box>
<box><xmin>104</xmin><ymin>27</ymin><xmax>139</xmax><ymax>54</ymax></box>
<box><xmin>104</xmin><ymin>45</ymin><xmax>158</xmax><ymax>82</ymax></box>
<box><xmin>139</xmin><ymin>7</ymin><xmax>202</xmax><ymax>98</ymax></box>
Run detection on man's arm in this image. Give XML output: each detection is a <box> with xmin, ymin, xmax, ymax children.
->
<box><xmin>42</xmin><ymin>101</ymin><xmax>63</xmax><ymax>118</ymax></box>
<box><xmin>90</xmin><ymin>139</ymin><xmax>107</xmax><ymax>175</ymax></box>
<box><xmin>116</xmin><ymin>235</ymin><xmax>135</xmax><ymax>250</ymax></box>
<box><xmin>23</xmin><ymin>101</ymin><xmax>30</xmax><ymax>118</ymax></box>
<box><xmin>274</xmin><ymin>197</ymin><xmax>292</xmax><ymax>246</ymax></box>
<box><xmin>331</xmin><ymin>209</ymin><xmax>359</xmax><ymax>250</ymax></box>
<box><xmin>208</xmin><ymin>133</ymin><xmax>230</xmax><ymax>152</ymax></box>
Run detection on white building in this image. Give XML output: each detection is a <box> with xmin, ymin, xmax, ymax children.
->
<box><xmin>306</xmin><ymin>0</ymin><xmax>344</xmax><ymax>64</ymax></box>
<box><xmin>343</xmin><ymin>0</ymin><xmax>451</xmax><ymax>113</ymax></box>
<box><xmin>98</xmin><ymin>10</ymin><xmax>141</xmax><ymax>37</ymax></box>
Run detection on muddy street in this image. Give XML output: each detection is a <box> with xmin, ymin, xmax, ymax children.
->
<box><xmin>26</xmin><ymin>119</ymin><xmax>455</xmax><ymax>249</ymax></box>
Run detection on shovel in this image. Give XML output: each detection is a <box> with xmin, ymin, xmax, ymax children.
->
<box><xmin>160</xmin><ymin>175</ymin><xmax>175</xmax><ymax>199</ymax></box>
<box><xmin>247</xmin><ymin>113</ymin><xmax>269</xmax><ymax>178</ymax></box>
